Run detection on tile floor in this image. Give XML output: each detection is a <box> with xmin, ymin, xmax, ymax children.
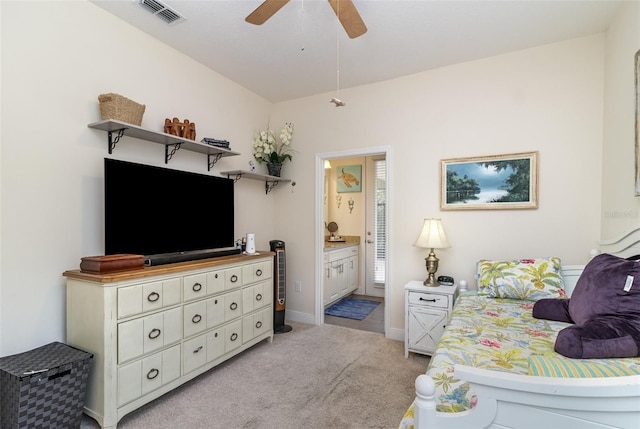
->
<box><xmin>324</xmin><ymin>294</ymin><xmax>384</xmax><ymax>334</ymax></box>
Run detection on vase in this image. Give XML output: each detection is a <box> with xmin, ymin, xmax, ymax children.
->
<box><xmin>267</xmin><ymin>162</ymin><xmax>283</xmax><ymax>177</ymax></box>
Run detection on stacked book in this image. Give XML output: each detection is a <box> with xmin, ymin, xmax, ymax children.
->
<box><xmin>201</xmin><ymin>137</ymin><xmax>231</xmax><ymax>149</ymax></box>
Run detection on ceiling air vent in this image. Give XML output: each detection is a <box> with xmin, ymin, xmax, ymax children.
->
<box><xmin>138</xmin><ymin>0</ymin><xmax>185</xmax><ymax>24</ymax></box>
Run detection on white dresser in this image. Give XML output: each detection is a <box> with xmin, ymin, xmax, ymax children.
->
<box><xmin>64</xmin><ymin>253</ymin><xmax>274</xmax><ymax>429</ymax></box>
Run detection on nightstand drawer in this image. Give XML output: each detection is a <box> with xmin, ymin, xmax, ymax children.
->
<box><xmin>408</xmin><ymin>291</ymin><xmax>449</xmax><ymax>309</ymax></box>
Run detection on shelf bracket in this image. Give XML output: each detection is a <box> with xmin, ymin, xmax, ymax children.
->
<box><xmin>107</xmin><ymin>129</ymin><xmax>126</xmax><ymax>154</ymax></box>
<box><xmin>226</xmin><ymin>173</ymin><xmax>242</xmax><ymax>183</ymax></box>
<box><xmin>207</xmin><ymin>153</ymin><xmax>223</xmax><ymax>171</ymax></box>
<box><xmin>265</xmin><ymin>180</ymin><xmax>280</xmax><ymax>194</ymax></box>
<box><xmin>165</xmin><ymin>143</ymin><xmax>182</xmax><ymax>164</ymax></box>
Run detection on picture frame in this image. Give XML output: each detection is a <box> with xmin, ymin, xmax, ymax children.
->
<box><xmin>441</xmin><ymin>151</ymin><xmax>538</xmax><ymax>210</ymax></box>
<box><xmin>336</xmin><ymin>164</ymin><xmax>362</xmax><ymax>193</ymax></box>
<box><xmin>635</xmin><ymin>49</ymin><xmax>640</xmax><ymax>196</ymax></box>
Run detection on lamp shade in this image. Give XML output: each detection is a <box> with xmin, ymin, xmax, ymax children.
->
<box><xmin>414</xmin><ymin>219</ymin><xmax>450</xmax><ymax>249</ymax></box>
<box><xmin>324</xmin><ymin>160</ymin><xmax>332</xmax><ymax>169</ymax></box>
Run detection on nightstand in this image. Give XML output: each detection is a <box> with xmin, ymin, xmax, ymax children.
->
<box><xmin>404</xmin><ymin>280</ymin><xmax>457</xmax><ymax>357</ymax></box>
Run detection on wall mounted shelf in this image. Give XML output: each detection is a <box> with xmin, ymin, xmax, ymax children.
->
<box><xmin>88</xmin><ymin>119</ymin><xmax>240</xmax><ymax>170</ymax></box>
<box><xmin>221</xmin><ymin>170</ymin><xmax>291</xmax><ymax>194</ymax></box>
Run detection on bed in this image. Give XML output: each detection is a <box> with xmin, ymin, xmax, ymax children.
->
<box><xmin>400</xmin><ymin>228</ymin><xmax>640</xmax><ymax>429</ymax></box>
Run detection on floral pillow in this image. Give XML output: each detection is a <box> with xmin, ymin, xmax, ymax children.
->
<box><xmin>477</xmin><ymin>257</ymin><xmax>567</xmax><ymax>301</ymax></box>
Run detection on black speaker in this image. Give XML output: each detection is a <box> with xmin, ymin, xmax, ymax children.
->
<box><xmin>270</xmin><ymin>240</ymin><xmax>292</xmax><ymax>334</ymax></box>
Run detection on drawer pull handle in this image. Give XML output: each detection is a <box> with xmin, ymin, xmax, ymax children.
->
<box><xmin>419</xmin><ymin>298</ymin><xmax>437</xmax><ymax>302</ymax></box>
<box><xmin>215</xmin><ymin>299</ymin><xmax>218</xmax><ymax>304</ymax></box>
<box><xmin>194</xmin><ymin>345</ymin><xmax>203</xmax><ymax>353</ymax></box>
<box><xmin>148</xmin><ymin>328</ymin><xmax>161</xmax><ymax>339</ymax></box>
<box><xmin>230</xmin><ymin>302</ymin><xmax>238</xmax><ymax>311</ymax></box>
<box><xmin>256</xmin><ymin>293</ymin><xmax>262</xmax><ymax>301</ymax></box>
<box><xmin>230</xmin><ymin>332</ymin><xmax>238</xmax><ymax>342</ymax></box>
<box><xmin>256</xmin><ymin>269</ymin><xmax>262</xmax><ymax>277</ymax></box>
<box><xmin>214</xmin><ymin>332</ymin><xmax>218</xmax><ymax>338</ymax></box>
<box><xmin>215</xmin><ymin>273</ymin><xmax>219</xmax><ymax>279</ymax></box>
<box><xmin>230</xmin><ymin>274</ymin><xmax>238</xmax><ymax>283</ymax></box>
<box><xmin>147</xmin><ymin>292</ymin><xmax>160</xmax><ymax>302</ymax></box>
<box><xmin>192</xmin><ymin>282</ymin><xmax>202</xmax><ymax>292</ymax></box>
<box><xmin>147</xmin><ymin>368</ymin><xmax>159</xmax><ymax>380</ymax></box>
<box><xmin>256</xmin><ymin>321</ymin><xmax>262</xmax><ymax>329</ymax></box>
<box><xmin>192</xmin><ymin>314</ymin><xmax>202</xmax><ymax>324</ymax></box>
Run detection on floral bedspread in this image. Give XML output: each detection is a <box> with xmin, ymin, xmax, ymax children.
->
<box><xmin>399</xmin><ymin>293</ymin><xmax>640</xmax><ymax>428</ymax></box>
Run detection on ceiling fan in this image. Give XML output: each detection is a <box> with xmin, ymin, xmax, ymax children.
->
<box><xmin>246</xmin><ymin>0</ymin><xmax>367</xmax><ymax>39</ymax></box>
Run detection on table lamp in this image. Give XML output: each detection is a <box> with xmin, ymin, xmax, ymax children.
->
<box><xmin>413</xmin><ymin>218</ymin><xmax>450</xmax><ymax>286</ymax></box>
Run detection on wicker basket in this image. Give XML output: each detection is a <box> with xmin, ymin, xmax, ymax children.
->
<box><xmin>0</xmin><ymin>342</ymin><xmax>93</xmax><ymax>429</ymax></box>
<box><xmin>98</xmin><ymin>93</ymin><xmax>146</xmax><ymax>126</ymax></box>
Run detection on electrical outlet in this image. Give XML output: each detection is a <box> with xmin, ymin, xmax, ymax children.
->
<box><xmin>295</xmin><ymin>281</ymin><xmax>302</xmax><ymax>292</ymax></box>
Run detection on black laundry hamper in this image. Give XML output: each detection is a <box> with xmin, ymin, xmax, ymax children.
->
<box><xmin>0</xmin><ymin>341</ymin><xmax>93</xmax><ymax>429</ymax></box>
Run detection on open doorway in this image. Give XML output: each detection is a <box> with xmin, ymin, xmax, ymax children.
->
<box><xmin>315</xmin><ymin>147</ymin><xmax>391</xmax><ymax>336</ymax></box>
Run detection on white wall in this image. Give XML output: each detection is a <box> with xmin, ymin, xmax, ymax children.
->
<box><xmin>0</xmin><ymin>1</ymin><xmax>275</xmax><ymax>355</ymax></box>
<box><xmin>272</xmin><ymin>35</ymin><xmax>605</xmax><ymax>334</ymax></box>
<box><xmin>0</xmin><ymin>1</ymin><xmax>612</xmax><ymax>354</ymax></box>
<box><xmin>601</xmin><ymin>1</ymin><xmax>640</xmax><ymax>239</ymax></box>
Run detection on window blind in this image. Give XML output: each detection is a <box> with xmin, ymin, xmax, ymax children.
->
<box><xmin>374</xmin><ymin>160</ymin><xmax>386</xmax><ymax>284</ymax></box>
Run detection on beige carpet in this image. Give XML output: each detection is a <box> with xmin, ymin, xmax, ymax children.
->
<box><xmin>81</xmin><ymin>322</ymin><xmax>429</xmax><ymax>429</ymax></box>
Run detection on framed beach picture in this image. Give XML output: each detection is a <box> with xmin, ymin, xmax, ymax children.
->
<box><xmin>441</xmin><ymin>151</ymin><xmax>538</xmax><ymax>210</ymax></box>
<box><xmin>336</xmin><ymin>165</ymin><xmax>362</xmax><ymax>193</ymax></box>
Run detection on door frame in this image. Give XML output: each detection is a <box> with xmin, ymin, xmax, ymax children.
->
<box><xmin>314</xmin><ymin>146</ymin><xmax>393</xmax><ymax>336</ymax></box>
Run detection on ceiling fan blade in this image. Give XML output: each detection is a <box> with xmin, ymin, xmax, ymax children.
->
<box><xmin>328</xmin><ymin>0</ymin><xmax>367</xmax><ymax>39</ymax></box>
<box><xmin>246</xmin><ymin>0</ymin><xmax>291</xmax><ymax>25</ymax></box>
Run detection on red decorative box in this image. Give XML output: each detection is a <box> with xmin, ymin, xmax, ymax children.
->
<box><xmin>80</xmin><ymin>254</ymin><xmax>144</xmax><ymax>274</ymax></box>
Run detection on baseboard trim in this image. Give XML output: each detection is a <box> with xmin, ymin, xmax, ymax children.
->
<box><xmin>385</xmin><ymin>327</ymin><xmax>404</xmax><ymax>342</ymax></box>
<box><xmin>285</xmin><ymin>309</ymin><xmax>315</xmax><ymax>325</ymax></box>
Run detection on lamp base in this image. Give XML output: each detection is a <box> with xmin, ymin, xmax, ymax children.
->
<box><xmin>423</xmin><ymin>249</ymin><xmax>440</xmax><ymax>287</ymax></box>
<box><xmin>423</xmin><ymin>274</ymin><xmax>440</xmax><ymax>287</ymax></box>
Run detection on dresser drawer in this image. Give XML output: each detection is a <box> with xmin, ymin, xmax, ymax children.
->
<box><xmin>206</xmin><ymin>327</ymin><xmax>225</xmax><ymax>363</ymax></box>
<box><xmin>183</xmin><ymin>300</ymin><xmax>207</xmax><ymax>338</ymax></box>
<box><xmin>242</xmin><ymin>280</ymin><xmax>273</xmax><ymax>314</ymax></box>
<box><xmin>118</xmin><ymin>278</ymin><xmax>181</xmax><ymax>319</ymax></box>
<box><xmin>242</xmin><ymin>307</ymin><xmax>272</xmax><ymax>343</ymax></box>
<box><xmin>183</xmin><ymin>273</ymin><xmax>208</xmax><ymax>302</ymax></box>
<box><xmin>183</xmin><ymin>290</ymin><xmax>242</xmax><ymax>339</ymax></box>
<box><xmin>184</xmin><ymin>267</ymin><xmax>243</xmax><ymax>303</ymax></box>
<box><xmin>408</xmin><ymin>291</ymin><xmax>450</xmax><ymax>309</ymax></box>
<box><xmin>225</xmin><ymin>320</ymin><xmax>243</xmax><ymax>353</ymax></box>
<box><xmin>242</xmin><ymin>260</ymin><xmax>272</xmax><ymax>285</ymax></box>
<box><xmin>223</xmin><ymin>267</ymin><xmax>243</xmax><ymax>291</ymax></box>
<box><xmin>224</xmin><ymin>290</ymin><xmax>242</xmax><ymax>321</ymax></box>
<box><xmin>118</xmin><ymin>307</ymin><xmax>182</xmax><ymax>364</ymax></box>
<box><xmin>117</xmin><ymin>344</ymin><xmax>181</xmax><ymax>407</ymax></box>
<box><xmin>183</xmin><ymin>333</ymin><xmax>208</xmax><ymax>374</ymax></box>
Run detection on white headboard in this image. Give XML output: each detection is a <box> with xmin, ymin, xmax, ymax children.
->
<box><xmin>598</xmin><ymin>226</ymin><xmax>640</xmax><ymax>258</ymax></box>
<box><xmin>562</xmin><ymin>226</ymin><xmax>640</xmax><ymax>297</ymax></box>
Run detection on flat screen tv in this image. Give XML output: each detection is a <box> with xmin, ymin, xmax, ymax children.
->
<box><xmin>104</xmin><ymin>158</ymin><xmax>235</xmax><ymax>262</ymax></box>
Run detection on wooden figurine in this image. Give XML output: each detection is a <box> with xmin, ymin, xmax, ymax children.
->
<box><xmin>164</xmin><ymin>117</ymin><xmax>196</xmax><ymax>140</ymax></box>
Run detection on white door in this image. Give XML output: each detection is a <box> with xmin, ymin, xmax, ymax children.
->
<box><xmin>364</xmin><ymin>156</ymin><xmax>386</xmax><ymax>297</ymax></box>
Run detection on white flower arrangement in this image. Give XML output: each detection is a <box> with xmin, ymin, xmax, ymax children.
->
<box><xmin>251</xmin><ymin>122</ymin><xmax>294</xmax><ymax>164</ymax></box>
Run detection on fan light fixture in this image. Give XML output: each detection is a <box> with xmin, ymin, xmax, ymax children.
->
<box><xmin>413</xmin><ymin>219</ymin><xmax>450</xmax><ymax>287</ymax></box>
<box><xmin>246</xmin><ymin>0</ymin><xmax>367</xmax><ymax>39</ymax></box>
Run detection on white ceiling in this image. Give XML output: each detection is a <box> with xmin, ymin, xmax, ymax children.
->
<box><xmin>92</xmin><ymin>0</ymin><xmax>622</xmax><ymax>103</ymax></box>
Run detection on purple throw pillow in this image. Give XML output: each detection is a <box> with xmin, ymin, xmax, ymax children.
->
<box><xmin>569</xmin><ymin>253</ymin><xmax>640</xmax><ymax>326</ymax></box>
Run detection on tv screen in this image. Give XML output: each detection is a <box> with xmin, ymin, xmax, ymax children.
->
<box><xmin>104</xmin><ymin>158</ymin><xmax>234</xmax><ymax>257</ymax></box>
